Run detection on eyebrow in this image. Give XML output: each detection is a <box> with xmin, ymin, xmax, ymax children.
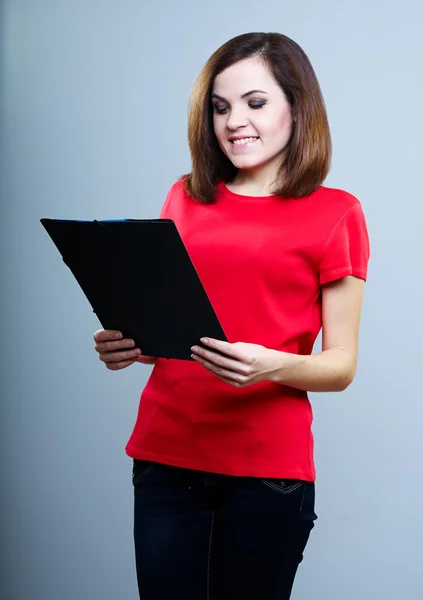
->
<box><xmin>211</xmin><ymin>89</ymin><xmax>268</xmax><ymax>102</ymax></box>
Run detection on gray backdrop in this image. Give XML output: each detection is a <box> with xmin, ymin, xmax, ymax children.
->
<box><xmin>1</xmin><ymin>1</ymin><xmax>422</xmax><ymax>598</ymax></box>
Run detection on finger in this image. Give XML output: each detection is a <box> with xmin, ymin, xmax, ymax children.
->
<box><xmin>93</xmin><ymin>329</ymin><xmax>123</xmax><ymax>343</ymax></box>
<box><xmin>217</xmin><ymin>376</ymin><xmax>243</xmax><ymax>388</ymax></box>
<box><xmin>99</xmin><ymin>348</ymin><xmax>141</xmax><ymax>363</ymax></box>
<box><xmin>191</xmin><ymin>346</ymin><xmax>250</xmax><ymax>375</ymax></box>
<box><xmin>106</xmin><ymin>358</ymin><xmax>138</xmax><ymax>371</ymax></box>
<box><xmin>95</xmin><ymin>338</ymin><xmax>136</xmax><ymax>353</ymax></box>
<box><xmin>192</xmin><ymin>353</ymin><xmax>244</xmax><ymax>384</ymax></box>
<box><xmin>199</xmin><ymin>338</ymin><xmax>249</xmax><ymax>362</ymax></box>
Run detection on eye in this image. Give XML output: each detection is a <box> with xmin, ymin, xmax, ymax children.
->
<box><xmin>212</xmin><ymin>100</ymin><xmax>267</xmax><ymax>115</ymax></box>
<box><xmin>249</xmin><ymin>101</ymin><xmax>266</xmax><ymax>109</ymax></box>
<box><xmin>213</xmin><ymin>104</ymin><xmax>228</xmax><ymax>115</ymax></box>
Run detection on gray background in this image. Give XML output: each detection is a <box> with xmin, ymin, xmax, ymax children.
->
<box><xmin>1</xmin><ymin>1</ymin><xmax>422</xmax><ymax>598</ymax></box>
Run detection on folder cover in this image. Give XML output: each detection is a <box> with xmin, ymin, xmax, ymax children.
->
<box><xmin>40</xmin><ymin>218</ymin><xmax>228</xmax><ymax>360</ymax></box>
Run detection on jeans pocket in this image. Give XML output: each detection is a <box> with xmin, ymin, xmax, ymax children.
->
<box><xmin>261</xmin><ymin>478</ymin><xmax>304</xmax><ymax>494</ymax></box>
<box><xmin>132</xmin><ymin>459</ymin><xmax>156</xmax><ymax>486</ymax></box>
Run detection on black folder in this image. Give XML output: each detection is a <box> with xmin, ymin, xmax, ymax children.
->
<box><xmin>40</xmin><ymin>218</ymin><xmax>228</xmax><ymax>360</ymax></box>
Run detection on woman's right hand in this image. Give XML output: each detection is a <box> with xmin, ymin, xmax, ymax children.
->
<box><xmin>93</xmin><ymin>329</ymin><xmax>157</xmax><ymax>370</ymax></box>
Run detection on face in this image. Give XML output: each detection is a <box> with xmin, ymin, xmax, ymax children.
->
<box><xmin>211</xmin><ymin>57</ymin><xmax>293</xmax><ymax>176</ymax></box>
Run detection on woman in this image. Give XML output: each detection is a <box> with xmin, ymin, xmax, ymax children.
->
<box><xmin>94</xmin><ymin>32</ymin><xmax>370</xmax><ymax>600</ymax></box>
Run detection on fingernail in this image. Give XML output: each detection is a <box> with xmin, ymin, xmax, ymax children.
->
<box><xmin>114</xmin><ymin>332</ymin><xmax>122</xmax><ymax>339</ymax></box>
<box><xmin>200</xmin><ymin>338</ymin><xmax>208</xmax><ymax>344</ymax></box>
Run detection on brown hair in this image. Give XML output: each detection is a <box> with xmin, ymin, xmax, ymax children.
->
<box><xmin>182</xmin><ymin>32</ymin><xmax>332</xmax><ymax>203</ymax></box>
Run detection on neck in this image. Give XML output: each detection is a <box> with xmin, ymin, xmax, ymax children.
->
<box><xmin>230</xmin><ymin>163</ymin><xmax>282</xmax><ymax>196</ymax></box>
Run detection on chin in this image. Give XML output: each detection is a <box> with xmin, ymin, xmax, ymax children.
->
<box><xmin>230</xmin><ymin>157</ymin><xmax>263</xmax><ymax>170</ymax></box>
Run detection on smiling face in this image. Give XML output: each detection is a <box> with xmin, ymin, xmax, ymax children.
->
<box><xmin>212</xmin><ymin>57</ymin><xmax>294</xmax><ymax>181</ymax></box>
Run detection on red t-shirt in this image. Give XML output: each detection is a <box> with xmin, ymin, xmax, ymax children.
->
<box><xmin>125</xmin><ymin>180</ymin><xmax>370</xmax><ymax>480</ymax></box>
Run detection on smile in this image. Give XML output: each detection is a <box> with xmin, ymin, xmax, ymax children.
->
<box><xmin>230</xmin><ymin>137</ymin><xmax>259</xmax><ymax>146</ymax></box>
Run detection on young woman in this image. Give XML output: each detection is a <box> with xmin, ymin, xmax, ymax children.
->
<box><xmin>94</xmin><ymin>32</ymin><xmax>370</xmax><ymax>600</ymax></box>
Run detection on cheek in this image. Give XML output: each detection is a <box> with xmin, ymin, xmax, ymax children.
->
<box><xmin>213</xmin><ymin>119</ymin><xmax>228</xmax><ymax>152</ymax></box>
<box><xmin>213</xmin><ymin>117</ymin><xmax>224</xmax><ymax>140</ymax></box>
<box><xmin>277</xmin><ymin>109</ymin><xmax>293</xmax><ymax>133</ymax></box>
<box><xmin>263</xmin><ymin>110</ymin><xmax>292</xmax><ymax>145</ymax></box>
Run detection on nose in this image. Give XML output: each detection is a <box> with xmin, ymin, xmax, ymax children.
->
<box><xmin>226</xmin><ymin>106</ymin><xmax>249</xmax><ymax>130</ymax></box>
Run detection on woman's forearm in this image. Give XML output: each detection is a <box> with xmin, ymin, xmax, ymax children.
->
<box><xmin>269</xmin><ymin>347</ymin><xmax>357</xmax><ymax>392</ymax></box>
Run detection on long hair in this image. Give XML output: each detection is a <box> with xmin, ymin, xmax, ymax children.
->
<box><xmin>183</xmin><ymin>32</ymin><xmax>332</xmax><ymax>203</ymax></box>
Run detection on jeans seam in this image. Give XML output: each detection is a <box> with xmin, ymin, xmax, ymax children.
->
<box><xmin>279</xmin><ymin>483</ymin><xmax>307</xmax><ymax>574</ymax></box>
<box><xmin>132</xmin><ymin>463</ymin><xmax>155</xmax><ymax>486</ymax></box>
<box><xmin>206</xmin><ymin>512</ymin><xmax>215</xmax><ymax>600</ymax></box>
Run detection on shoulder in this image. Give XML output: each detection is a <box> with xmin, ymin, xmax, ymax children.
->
<box><xmin>163</xmin><ymin>177</ymin><xmax>192</xmax><ymax>205</ymax></box>
<box><xmin>159</xmin><ymin>177</ymin><xmax>195</xmax><ymax>219</ymax></box>
<box><xmin>306</xmin><ymin>185</ymin><xmax>367</xmax><ymax>234</ymax></box>
<box><xmin>312</xmin><ymin>185</ymin><xmax>363</xmax><ymax>212</ymax></box>
<box><xmin>169</xmin><ymin>177</ymin><xmax>190</xmax><ymax>196</ymax></box>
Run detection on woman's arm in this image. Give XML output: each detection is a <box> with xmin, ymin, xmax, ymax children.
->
<box><xmin>270</xmin><ymin>276</ymin><xmax>366</xmax><ymax>392</ymax></box>
<box><xmin>191</xmin><ymin>276</ymin><xmax>366</xmax><ymax>392</ymax></box>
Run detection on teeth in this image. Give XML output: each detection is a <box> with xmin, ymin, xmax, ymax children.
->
<box><xmin>231</xmin><ymin>137</ymin><xmax>258</xmax><ymax>145</ymax></box>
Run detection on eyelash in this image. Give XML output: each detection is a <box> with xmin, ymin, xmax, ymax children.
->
<box><xmin>213</xmin><ymin>102</ymin><xmax>266</xmax><ymax>115</ymax></box>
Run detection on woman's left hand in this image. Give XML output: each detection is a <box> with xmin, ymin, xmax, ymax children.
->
<box><xmin>190</xmin><ymin>338</ymin><xmax>284</xmax><ymax>388</ymax></box>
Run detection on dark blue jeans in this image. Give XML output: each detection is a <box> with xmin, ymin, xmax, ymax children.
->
<box><xmin>133</xmin><ymin>459</ymin><xmax>317</xmax><ymax>600</ymax></box>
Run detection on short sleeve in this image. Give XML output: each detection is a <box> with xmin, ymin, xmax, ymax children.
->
<box><xmin>319</xmin><ymin>203</ymin><xmax>370</xmax><ymax>285</ymax></box>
